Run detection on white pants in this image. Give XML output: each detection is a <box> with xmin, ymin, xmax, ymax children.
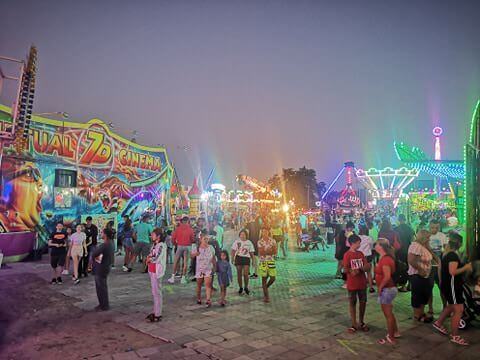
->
<box><xmin>149</xmin><ymin>272</ymin><xmax>163</xmax><ymax>316</ymax></box>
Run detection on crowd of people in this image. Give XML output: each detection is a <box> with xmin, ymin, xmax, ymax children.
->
<box><xmin>47</xmin><ymin>210</ymin><xmax>288</xmax><ymax>319</ymax></box>
<box><xmin>329</xmin><ymin>210</ymin><xmax>478</xmax><ymax>346</ymax></box>
<box><xmin>47</xmin><ymin>207</ymin><xmax>478</xmax><ymax>347</ymax></box>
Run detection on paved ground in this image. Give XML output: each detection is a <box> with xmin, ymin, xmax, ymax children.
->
<box><xmin>2</xmin><ymin>230</ymin><xmax>480</xmax><ymax>360</ymax></box>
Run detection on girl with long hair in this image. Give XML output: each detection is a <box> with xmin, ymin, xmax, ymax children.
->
<box><xmin>231</xmin><ymin>229</ymin><xmax>255</xmax><ymax>295</ymax></box>
<box><xmin>433</xmin><ymin>233</ymin><xmax>472</xmax><ymax>346</ymax></box>
<box><xmin>374</xmin><ymin>238</ymin><xmax>400</xmax><ymax>345</ymax></box>
<box><xmin>145</xmin><ymin>228</ymin><xmax>167</xmax><ymax>322</ymax></box>
<box><xmin>191</xmin><ymin>232</ymin><xmax>216</xmax><ymax>307</ymax></box>
<box><xmin>70</xmin><ymin>224</ymin><xmax>87</xmax><ymax>285</ymax></box>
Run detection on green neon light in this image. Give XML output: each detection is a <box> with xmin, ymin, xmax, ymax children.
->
<box><xmin>469</xmin><ymin>100</ymin><xmax>480</xmax><ymax>144</ymax></box>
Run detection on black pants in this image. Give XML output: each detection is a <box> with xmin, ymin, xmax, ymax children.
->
<box><xmin>189</xmin><ymin>257</ymin><xmax>196</xmax><ymax>277</ymax></box>
<box><xmin>79</xmin><ymin>245</ymin><xmax>92</xmax><ymax>276</ymax></box>
<box><xmin>95</xmin><ymin>274</ymin><xmax>109</xmax><ymax>310</ymax></box>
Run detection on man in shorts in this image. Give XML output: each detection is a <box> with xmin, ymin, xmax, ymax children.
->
<box><xmin>134</xmin><ymin>215</ymin><xmax>154</xmax><ymax>272</ymax></box>
<box><xmin>48</xmin><ymin>222</ymin><xmax>68</xmax><ymax>285</ymax></box>
<box><xmin>257</xmin><ymin>228</ymin><xmax>277</xmax><ymax>303</ymax></box>
<box><xmin>168</xmin><ymin>216</ymin><xmax>194</xmax><ymax>284</ymax></box>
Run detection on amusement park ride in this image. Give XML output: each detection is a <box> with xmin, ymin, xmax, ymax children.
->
<box><xmin>356</xmin><ymin>167</ymin><xmax>419</xmax><ymax>208</ymax></box>
<box><xmin>0</xmin><ymin>46</ymin><xmax>37</xmax><ymax>155</ymax></box>
<box><xmin>322</xmin><ymin>162</ymin><xmax>361</xmax><ymax>209</ymax></box>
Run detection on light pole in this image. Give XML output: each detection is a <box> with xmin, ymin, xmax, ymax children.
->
<box><xmin>306</xmin><ymin>184</ymin><xmax>310</xmax><ymax>210</ymax></box>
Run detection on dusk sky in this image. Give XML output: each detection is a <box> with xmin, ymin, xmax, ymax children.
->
<box><xmin>1</xmin><ymin>0</ymin><xmax>479</xmax><ymax>187</ymax></box>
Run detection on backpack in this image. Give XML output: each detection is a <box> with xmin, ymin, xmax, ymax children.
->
<box><xmin>390</xmin><ymin>256</ymin><xmax>408</xmax><ymax>286</ymax></box>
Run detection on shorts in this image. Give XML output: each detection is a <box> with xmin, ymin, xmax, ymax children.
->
<box><xmin>196</xmin><ymin>270</ymin><xmax>213</xmax><ymax>279</ymax></box>
<box><xmin>441</xmin><ymin>284</ymin><xmax>465</xmax><ymax>305</ymax></box>
<box><xmin>175</xmin><ymin>245</ymin><xmax>191</xmax><ymax>259</ymax></box>
<box><xmin>134</xmin><ymin>242</ymin><xmax>151</xmax><ymax>257</ymax></box>
<box><xmin>410</xmin><ymin>274</ymin><xmax>433</xmax><ymax>308</ymax></box>
<box><xmin>258</xmin><ymin>260</ymin><xmax>276</xmax><ymax>278</ymax></box>
<box><xmin>71</xmin><ymin>245</ymin><xmax>84</xmax><ymax>258</ymax></box>
<box><xmin>50</xmin><ymin>252</ymin><xmax>66</xmax><ymax>268</ymax></box>
<box><xmin>234</xmin><ymin>256</ymin><xmax>251</xmax><ymax>266</ymax></box>
<box><xmin>348</xmin><ymin>289</ymin><xmax>367</xmax><ymax>304</ymax></box>
<box><xmin>378</xmin><ymin>287</ymin><xmax>398</xmax><ymax>305</ymax></box>
<box><xmin>123</xmin><ymin>238</ymin><xmax>134</xmax><ymax>249</ymax></box>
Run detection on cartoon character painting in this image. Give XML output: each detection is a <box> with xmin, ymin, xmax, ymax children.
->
<box><xmin>0</xmin><ymin>157</ymin><xmax>43</xmax><ymax>232</ymax></box>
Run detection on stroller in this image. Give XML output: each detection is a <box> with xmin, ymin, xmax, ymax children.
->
<box><xmin>459</xmin><ymin>283</ymin><xmax>480</xmax><ymax>329</ymax></box>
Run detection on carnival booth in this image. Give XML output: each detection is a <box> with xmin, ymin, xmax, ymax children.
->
<box><xmin>0</xmin><ymin>104</ymin><xmax>174</xmax><ymax>262</ymax></box>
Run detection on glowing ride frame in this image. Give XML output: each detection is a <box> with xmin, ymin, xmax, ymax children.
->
<box><xmin>356</xmin><ymin>167</ymin><xmax>419</xmax><ymax>208</ymax></box>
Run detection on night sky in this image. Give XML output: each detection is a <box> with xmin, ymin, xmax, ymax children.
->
<box><xmin>1</xmin><ymin>0</ymin><xmax>479</xmax><ymax>187</ymax></box>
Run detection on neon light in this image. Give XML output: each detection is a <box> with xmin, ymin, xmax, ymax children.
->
<box><xmin>322</xmin><ymin>167</ymin><xmax>345</xmax><ymax>200</ymax></box>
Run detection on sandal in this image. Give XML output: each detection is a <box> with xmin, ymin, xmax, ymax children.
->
<box><xmin>415</xmin><ymin>314</ymin><xmax>433</xmax><ymax>323</ymax></box>
<box><xmin>360</xmin><ymin>323</ymin><xmax>369</xmax><ymax>332</ymax></box>
<box><xmin>347</xmin><ymin>327</ymin><xmax>357</xmax><ymax>334</ymax></box>
<box><xmin>196</xmin><ymin>300</ymin><xmax>202</xmax><ymax>305</ymax></box>
<box><xmin>377</xmin><ymin>334</ymin><xmax>396</xmax><ymax>345</ymax></box>
<box><xmin>450</xmin><ymin>335</ymin><xmax>469</xmax><ymax>346</ymax></box>
<box><xmin>432</xmin><ymin>322</ymin><xmax>449</xmax><ymax>336</ymax></box>
<box><xmin>206</xmin><ymin>300</ymin><xmax>212</xmax><ymax>308</ymax></box>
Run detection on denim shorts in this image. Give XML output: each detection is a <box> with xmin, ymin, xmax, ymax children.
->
<box><xmin>378</xmin><ymin>287</ymin><xmax>398</xmax><ymax>305</ymax></box>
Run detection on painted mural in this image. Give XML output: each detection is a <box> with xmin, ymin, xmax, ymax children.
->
<box><xmin>0</xmin><ymin>105</ymin><xmax>173</xmax><ymax>254</ymax></box>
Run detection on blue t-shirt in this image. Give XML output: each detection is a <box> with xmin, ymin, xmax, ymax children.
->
<box><xmin>135</xmin><ymin>222</ymin><xmax>153</xmax><ymax>243</ymax></box>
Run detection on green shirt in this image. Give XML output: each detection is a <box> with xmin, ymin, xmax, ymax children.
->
<box><xmin>214</xmin><ymin>225</ymin><xmax>224</xmax><ymax>245</ymax></box>
<box><xmin>135</xmin><ymin>222</ymin><xmax>153</xmax><ymax>243</ymax></box>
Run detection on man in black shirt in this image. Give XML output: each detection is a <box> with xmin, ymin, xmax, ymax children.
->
<box><xmin>82</xmin><ymin>216</ymin><xmax>98</xmax><ymax>276</ymax></box>
<box><xmin>93</xmin><ymin>228</ymin><xmax>115</xmax><ymax>311</ymax></box>
<box><xmin>49</xmin><ymin>222</ymin><xmax>68</xmax><ymax>285</ymax></box>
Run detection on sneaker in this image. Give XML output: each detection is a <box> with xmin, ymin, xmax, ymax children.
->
<box><xmin>238</xmin><ymin>287</ymin><xmax>243</xmax><ymax>295</ymax></box>
<box><xmin>341</xmin><ymin>283</ymin><xmax>347</xmax><ymax>289</ymax></box>
<box><xmin>57</xmin><ymin>277</ymin><xmax>63</xmax><ymax>285</ymax></box>
<box><xmin>127</xmin><ymin>268</ymin><xmax>133</xmax><ymax>272</ymax></box>
<box><xmin>175</xmin><ymin>273</ymin><xmax>182</xmax><ymax>278</ymax></box>
<box><xmin>62</xmin><ymin>270</ymin><xmax>69</xmax><ymax>275</ymax></box>
<box><xmin>168</xmin><ymin>275</ymin><xmax>175</xmax><ymax>284</ymax></box>
<box><xmin>181</xmin><ymin>276</ymin><xmax>189</xmax><ymax>285</ymax></box>
<box><xmin>51</xmin><ymin>278</ymin><xmax>57</xmax><ymax>285</ymax></box>
<box><xmin>74</xmin><ymin>278</ymin><xmax>80</xmax><ymax>285</ymax></box>
<box><xmin>244</xmin><ymin>288</ymin><xmax>250</xmax><ymax>295</ymax></box>
<box><xmin>122</xmin><ymin>265</ymin><xmax>129</xmax><ymax>272</ymax></box>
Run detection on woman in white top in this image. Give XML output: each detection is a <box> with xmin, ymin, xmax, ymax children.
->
<box><xmin>69</xmin><ymin>224</ymin><xmax>87</xmax><ymax>285</ymax></box>
<box><xmin>407</xmin><ymin>229</ymin><xmax>436</xmax><ymax>323</ymax></box>
<box><xmin>146</xmin><ymin>228</ymin><xmax>167</xmax><ymax>322</ymax></box>
<box><xmin>231</xmin><ymin>230</ymin><xmax>255</xmax><ymax>295</ymax></box>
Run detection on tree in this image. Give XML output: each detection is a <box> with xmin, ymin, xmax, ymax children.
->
<box><xmin>268</xmin><ymin>167</ymin><xmax>320</xmax><ymax>209</ymax></box>
<box><xmin>317</xmin><ymin>181</ymin><xmax>327</xmax><ymax>199</ymax></box>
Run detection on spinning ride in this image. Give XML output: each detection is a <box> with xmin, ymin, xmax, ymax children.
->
<box><xmin>356</xmin><ymin>167</ymin><xmax>419</xmax><ymax>208</ymax></box>
<box><xmin>322</xmin><ymin>161</ymin><xmax>361</xmax><ymax>209</ymax></box>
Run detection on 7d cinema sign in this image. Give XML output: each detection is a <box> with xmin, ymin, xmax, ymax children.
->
<box><xmin>28</xmin><ymin>121</ymin><xmax>163</xmax><ymax>172</ymax></box>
